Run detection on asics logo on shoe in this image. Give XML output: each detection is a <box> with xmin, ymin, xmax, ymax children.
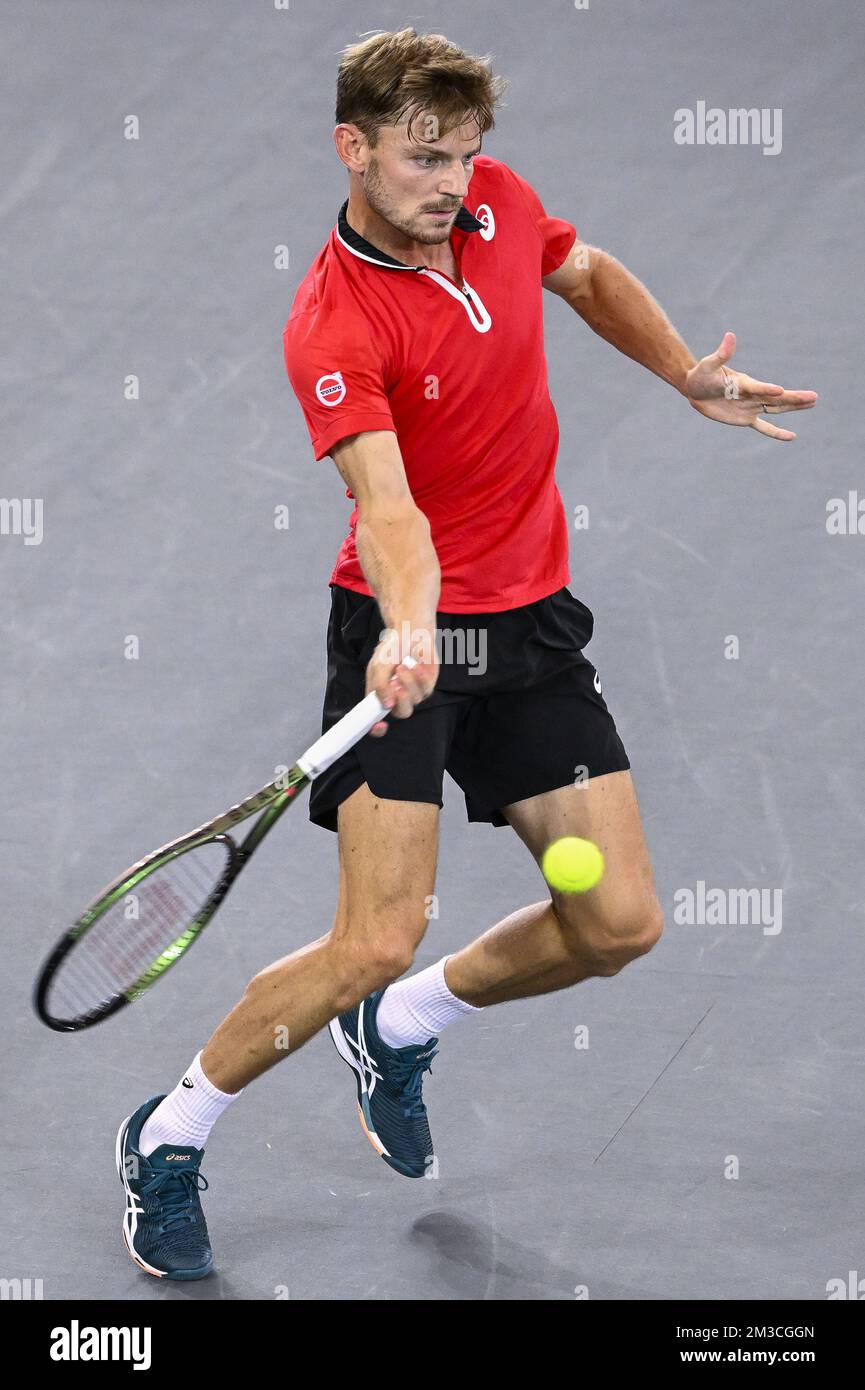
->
<box><xmin>164</xmin><ymin>1153</ymin><xmax>191</xmax><ymax>1162</ymax></box>
<box><xmin>345</xmin><ymin>1033</ymin><xmax>382</xmax><ymax>1081</ymax></box>
<box><xmin>345</xmin><ymin>1010</ymin><xmax>384</xmax><ymax>1095</ymax></box>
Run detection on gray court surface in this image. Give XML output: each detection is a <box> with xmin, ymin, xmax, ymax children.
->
<box><xmin>2</xmin><ymin>0</ymin><xmax>862</xmax><ymax>1301</ymax></box>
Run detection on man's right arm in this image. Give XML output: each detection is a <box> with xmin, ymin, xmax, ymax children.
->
<box><xmin>330</xmin><ymin>430</ymin><xmax>440</xmax><ymax>731</ymax></box>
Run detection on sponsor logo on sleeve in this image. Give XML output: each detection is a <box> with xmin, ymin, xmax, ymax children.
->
<box><xmin>315</xmin><ymin>371</ymin><xmax>346</xmax><ymax>407</ymax></box>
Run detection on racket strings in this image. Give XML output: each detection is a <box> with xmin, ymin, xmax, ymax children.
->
<box><xmin>45</xmin><ymin>842</ymin><xmax>231</xmax><ymax>1024</ymax></box>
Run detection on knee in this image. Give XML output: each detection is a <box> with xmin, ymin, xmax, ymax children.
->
<box><xmin>242</xmin><ymin>922</ymin><xmax>420</xmax><ymax>1019</ymax></box>
<box><xmin>557</xmin><ymin>896</ymin><xmax>664</xmax><ymax>977</ymax></box>
<box><xmin>328</xmin><ymin>925</ymin><xmax>421</xmax><ymax>1014</ymax></box>
<box><xmin>359</xmin><ymin>934</ymin><xmax>418</xmax><ymax>992</ymax></box>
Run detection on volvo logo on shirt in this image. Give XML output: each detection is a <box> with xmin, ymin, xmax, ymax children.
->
<box><xmin>315</xmin><ymin>371</ymin><xmax>346</xmax><ymax>407</ymax></box>
<box><xmin>475</xmin><ymin>203</ymin><xmax>496</xmax><ymax>241</ymax></box>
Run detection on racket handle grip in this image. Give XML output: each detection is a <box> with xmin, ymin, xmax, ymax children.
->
<box><xmin>296</xmin><ymin>656</ymin><xmax>417</xmax><ymax>780</ymax></box>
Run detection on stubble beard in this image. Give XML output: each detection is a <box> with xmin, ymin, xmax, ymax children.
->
<box><xmin>364</xmin><ymin>156</ymin><xmax>456</xmax><ymax>247</ymax></box>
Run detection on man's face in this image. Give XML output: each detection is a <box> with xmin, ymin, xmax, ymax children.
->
<box><xmin>361</xmin><ymin>117</ymin><xmax>481</xmax><ymax>246</ymax></box>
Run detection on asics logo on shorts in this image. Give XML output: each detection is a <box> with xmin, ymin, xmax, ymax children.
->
<box><xmin>593</xmin><ymin>670</ymin><xmax>602</xmax><ymax>695</ymax></box>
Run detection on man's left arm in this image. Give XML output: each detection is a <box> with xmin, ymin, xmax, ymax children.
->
<box><xmin>542</xmin><ymin>242</ymin><xmax>817</xmax><ymax>441</ymax></box>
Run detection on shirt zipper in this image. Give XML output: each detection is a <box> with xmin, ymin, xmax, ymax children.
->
<box><xmin>417</xmin><ymin>266</ymin><xmax>473</xmax><ymax>298</ymax></box>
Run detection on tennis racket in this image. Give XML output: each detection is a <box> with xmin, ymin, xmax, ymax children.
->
<box><xmin>34</xmin><ymin>679</ymin><xmax>404</xmax><ymax>1032</ymax></box>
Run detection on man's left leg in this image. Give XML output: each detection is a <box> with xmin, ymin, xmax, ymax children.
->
<box><xmin>372</xmin><ymin>769</ymin><xmax>662</xmax><ymax>1057</ymax></box>
<box><xmin>445</xmin><ymin>770</ymin><xmax>663</xmax><ymax>1006</ymax></box>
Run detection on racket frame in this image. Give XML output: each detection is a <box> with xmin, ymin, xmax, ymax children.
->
<box><xmin>34</xmin><ymin>681</ymin><xmax>403</xmax><ymax>1031</ymax></box>
<box><xmin>34</xmin><ymin>765</ymin><xmax>309</xmax><ymax>1031</ymax></box>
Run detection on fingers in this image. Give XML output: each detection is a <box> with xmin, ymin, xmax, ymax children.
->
<box><xmin>732</xmin><ymin>376</ymin><xmax>818</xmax><ymax>410</ymax></box>
<box><xmin>761</xmin><ymin>390</ymin><xmax>819</xmax><ymax>413</ymax></box>
<box><xmin>366</xmin><ymin>648</ymin><xmax>440</xmax><ymax>735</ymax></box>
<box><xmin>735</xmin><ymin>375</ymin><xmax>785</xmax><ymax>400</ymax></box>
<box><xmin>703</xmin><ymin>330</ymin><xmax>737</xmax><ymax>371</ymax></box>
<box><xmin>386</xmin><ymin>658</ymin><xmax>437</xmax><ymax>720</ymax></box>
<box><xmin>366</xmin><ymin>673</ymin><xmax>395</xmax><ymax>737</ymax></box>
<box><xmin>749</xmin><ymin>387</ymin><xmax>817</xmax><ymax>438</ymax></box>
<box><xmin>751</xmin><ymin>416</ymin><xmax>796</xmax><ymax>441</ymax></box>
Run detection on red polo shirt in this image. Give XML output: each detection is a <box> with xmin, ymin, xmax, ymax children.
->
<box><xmin>283</xmin><ymin>155</ymin><xmax>577</xmax><ymax>612</ymax></box>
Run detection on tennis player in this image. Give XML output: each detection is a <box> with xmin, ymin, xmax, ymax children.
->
<box><xmin>117</xmin><ymin>28</ymin><xmax>816</xmax><ymax>1279</ymax></box>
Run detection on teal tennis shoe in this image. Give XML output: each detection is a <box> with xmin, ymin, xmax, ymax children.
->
<box><xmin>116</xmin><ymin>1095</ymin><xmax>213</xmax><ymax>1280</ymax></box>
<box><xmin>329</xmin><ymin>990</ymin><xmax>438</xmax><ymax>1179</ymax></box>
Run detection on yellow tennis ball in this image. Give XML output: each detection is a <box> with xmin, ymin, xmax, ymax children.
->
<box><xmin>541</xmin><ymin>836</ymin><xmax>605</xmax><ymax>893</ymax></box>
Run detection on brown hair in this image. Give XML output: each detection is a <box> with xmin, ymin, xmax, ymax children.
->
<box><xmin>335</xmin><ymin>28</ymin><xmax>506</xmax><ymax>147</ymax></box>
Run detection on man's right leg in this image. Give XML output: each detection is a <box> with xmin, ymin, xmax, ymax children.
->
<box><xmin>118</xmin><ymin>783</ymin><xmax>438</xmax><ymax>1277</ymax></box>
<box><xmin>200</xmin><ymin>783</ymin><xmax>438</xmax><ymax>1093</ymax></box>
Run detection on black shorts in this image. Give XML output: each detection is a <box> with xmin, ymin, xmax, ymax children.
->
<box><xmin>308</xmin><ymin>584</ymin><xmax>631</xmax><ymax>832</ymax></box>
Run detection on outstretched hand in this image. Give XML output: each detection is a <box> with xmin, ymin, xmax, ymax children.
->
<box><xmin>685</xmin><ymin>331</ymin><xmax>817</xmax><ymax>441</ymax></box>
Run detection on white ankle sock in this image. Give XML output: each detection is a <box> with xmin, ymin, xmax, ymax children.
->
<box><xmin>376</xmin><ymin>956</ymin><xmax>481</xmax><ymax>1049</ymax></box>
<box><xmin>139</xmin><ymin>1052</ymin><xmax>241</xmax><ymax>1156</ymax></box>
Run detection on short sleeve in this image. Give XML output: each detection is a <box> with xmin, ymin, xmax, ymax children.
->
<box><xmin>283</xmin><ymin>309</ymin><xmax>396</xmax><ymax>461</ymax></box>
<box><xmin>501</xmin><ymin>165</ymin><xmax>578</xmax><ymax>277</ymax></box>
